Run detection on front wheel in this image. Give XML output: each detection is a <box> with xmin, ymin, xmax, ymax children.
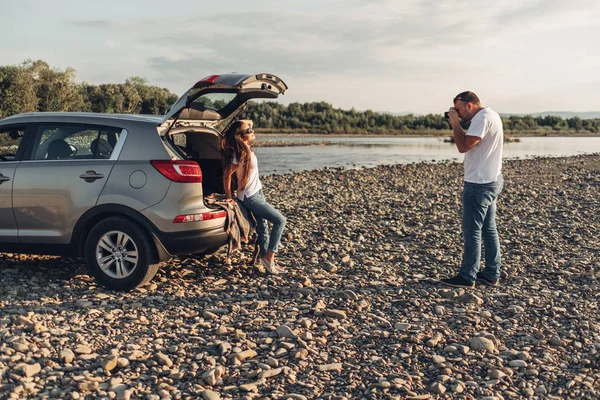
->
<box><xmin>85</xmin><ymin>216</ymin><xmax>160</xmax><ymax>291</ymax></box>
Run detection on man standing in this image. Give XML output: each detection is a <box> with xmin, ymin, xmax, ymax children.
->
<box><xmin>441</xmin><ymin>91</ymin><xmax>504</xmax><ymax>288</ymax></box>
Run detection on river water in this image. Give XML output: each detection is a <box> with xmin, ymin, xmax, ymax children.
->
<box><xmin>254</xmin><ymin>136</ymin><xmax>600</xmax><ymax>175</ymax></box>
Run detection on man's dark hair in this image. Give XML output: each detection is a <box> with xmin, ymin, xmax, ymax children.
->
<box><xmin>453</xmin><ymin>91</ymin><xmax>480</xmax><ymax>105</ymax></box>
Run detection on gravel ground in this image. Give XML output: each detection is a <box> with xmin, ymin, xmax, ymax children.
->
<box><xmin>1</xmin><ymin>154</ymin><xmax>599</xmax><ymax>400</ymax></box>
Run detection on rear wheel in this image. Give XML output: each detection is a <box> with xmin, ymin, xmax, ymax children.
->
<box><xmin>85</xmin><ymin>216</ymin><xmax>160</xmax><ymax>291</ymax></box>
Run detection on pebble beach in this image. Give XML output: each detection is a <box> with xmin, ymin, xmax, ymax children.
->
<box><xmin>1</xmin><ymin>154</ymin><xmax>599</xmax><ymax>399</ymax></box>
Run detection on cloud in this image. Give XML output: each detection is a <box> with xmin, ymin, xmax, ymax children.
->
<box><xmin>68</xmin><ymin>1</ymin><xmax>600</xmax><ymax>81</ymax></box>
<box><xmin>58</xmin><ymin>0</ymin><xmax>600</xmax><ymax>111</ymax></box>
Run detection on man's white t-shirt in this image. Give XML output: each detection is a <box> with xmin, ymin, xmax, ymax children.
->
<box><xmin>232</xmin><ymin>151</ymin><xmax>262</xmax><ymax>200</ymax></box>
<box><xmin>464</xmin><ymin>107</ymin><xmax>504</xmax><ymax>184</ymax></box>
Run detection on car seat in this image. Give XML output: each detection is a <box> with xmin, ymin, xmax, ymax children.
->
<box><xmin>46</xmin><ymin>139</ymin><xmax>73</xmax><ymax>159</ymax></box>
<box><xmin>91</xmin><ymin>138</ymin><xmax>113</xmax><ymax>159</ymax></box>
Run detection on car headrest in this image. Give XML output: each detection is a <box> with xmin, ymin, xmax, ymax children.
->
<box><xmin>47</xmin><ymin>139</ymin><xmax>73</xmax><ymax>159</ymax></box>
<box><xmin>91</xmin><ymin>138</ymin><xmax>113</xmax><ymax>158</ymax></box>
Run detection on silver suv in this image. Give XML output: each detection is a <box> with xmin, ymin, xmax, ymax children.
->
<box><xmin>0</xmin><ymin>73</ymin><xmax>287</xmax><ymax>290</ymax></box>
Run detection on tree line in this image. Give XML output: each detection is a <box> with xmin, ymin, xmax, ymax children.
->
<box><xmin>241</xmin><ymin>101</ymin><xmax>600</xmax><ymax>134</ymax></box>
<box><xmin>1</xmin><ymin>60</ymin><xmax>599</xmax><ymax>134</ymax></box>
<box><xmin>0</xmin><ymin>60</ymin><xmax>177</xmax><ymax>118</ymax></box>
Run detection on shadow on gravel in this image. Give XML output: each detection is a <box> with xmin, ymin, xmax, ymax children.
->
<box><xmin>0</xmin><ymin>253</ymin><xmax>87</xmax><ymax>287</ymax></box>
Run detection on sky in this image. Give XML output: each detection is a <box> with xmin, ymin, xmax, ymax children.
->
<box><xmin>1</xmin><ymin>0</ymin><xmax>599</xmax><ymax>115</ymax></box>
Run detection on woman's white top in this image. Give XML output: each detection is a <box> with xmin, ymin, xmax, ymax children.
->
<box><xmin>232</xmin><ymin>151</ymin><xmax>262</xmax><ymax>200</ymax></box>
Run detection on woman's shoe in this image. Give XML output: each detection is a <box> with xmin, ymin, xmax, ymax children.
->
<box><xmin>261</xmin><ymin>257</ymin><xmax>285</xmax><ymax>274</ymax></box>
<box><xmin>272</xmin><ymin>261</ymin><xmax>287</xmax><ymax>274</ymax></box>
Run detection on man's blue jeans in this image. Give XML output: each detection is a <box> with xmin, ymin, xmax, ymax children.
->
<box><xmin>241</xmin><ymin>189</ymin><xmax>286</xmax><ymax>255</ymax></box>
<box><xmin>459</xmin><ymin>175</ymin><xmax>504</xmax><ymax>284</ymax></box>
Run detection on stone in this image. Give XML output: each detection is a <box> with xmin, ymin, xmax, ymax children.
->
<box><xmin>509</xmin><ymin>360</ymin><xmax>527</xmax><ymax>368</ymax></box>
<box><xmin>155</xmin><ymin>353</ymin><xmax>173</xmax><ymax>367</ymax></box>
<box><xmin>489</xmin><ymin>370</ymin><xmax>506</xmax><ymax>379</ymax></box>
<box><xmin>317</xmin><ymin>363</ymin><xmax>342</xmax><ymax>372</ymax></box>
<box><xmin>239</xmin><ymin>380</ymin><xmax>264</xmax><ymax>392</ymax></box>
<box><xmin>203</xmin><ymin>390</ymin><xmax>221</xmax><ymax>400</ymax></box>
<box><xmin>394</xmin><ymin>323</ymin><xmax>411</xmax><ymax>331</ymax></box>
<box><xmin>21</xmin><ymin>363</ymin><xmax>41</xmax><ymax>377</ymax></box>
<box><xmin>276</xmin><ymin>325</ymin><xmax>298</xmax><ymax>340</ymax></box>
<box><xmin>60</xmin><ymin>349</ymin><xmax>75</xmax><ymax>364</ymax></box>
<box><xmin>235</xmin><ymin>350</ymin><xmax>257</xmax><ymax>361</ymax></box>
<box><xmin>432</xmin><ymin>355</ymin><xmax>445</xmax><ymax>364</ymax></box>
<box><xmin>293</xmin><ymin>349</ymin><xmax>309</xmax><ymax>359</ymax></box>
<box><xmin>469</xmin><ymin>337</ymin><xmax>495</xmax><ymax>353</ymax></box>
<box><xmin>459</xmin><ymin>293</ymin><xmax>483</xmax><ymax>305</ymax></box>
<box><xmin>426</xmin><ymin>333</ymin><xmax>443</xmax><ymax>347</ymax></box>
<box><xmin>102</xmin><ymin>356</ymin><xmax>118</xmax><ymax>372</ymax></box>
<box><xmin>219</xmin><ymin>342</ymin><xmax>232</xmax><ymax>355</ymax></box>
<box><xmin>322</xmin><ymin>262</ymin><xmax>339</xmax><ymax>272</ymax></box>
<box><xmin>74</xmin><ymin>345</ymin><xmax>92</xmax><ymax>354</ymax></box>
<box><xmin>117</xmin><ymin>358</ymin><xmax>129</xmax><ymax>368</ymax></box>
<box><xmin>430</xmin><ymin>382</ymin><xmax>446</xmax><ymax>394</ymax></box>
<box><xmin>259</xmin><ymin>367</ymin><xmax>283</xmax><ymax>379</ymax></box>
<box><xmin>202</xmin><ymin>366</ymin><xmax>225</xmax><ymax>386</ymax></box>
<box><xmin>323</xmin><ymin>309</ymin><xmax>347</xmax><ymax>319</ymax></box>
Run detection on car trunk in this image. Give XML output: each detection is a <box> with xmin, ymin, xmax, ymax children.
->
<box><xmin>158</xmin><ymin>73</ymin><xmax>287</xmax><ymax>203</ymax></box>
<box><xmin>169</xmin><ymin>127</ymin><xmax>224</xmax><ymax>196</ymax></box>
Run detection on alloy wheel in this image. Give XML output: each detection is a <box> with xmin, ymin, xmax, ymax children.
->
<box><xmin>95</xmin><ymin>230</ymin><xmax>139</xmax><ymax>279</ymax></box>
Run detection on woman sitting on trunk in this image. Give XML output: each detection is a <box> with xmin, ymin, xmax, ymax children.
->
<box><xmin>220</xmin><ymin>120</ymin><xmax>287</xmax><ymax>274</ymax></box>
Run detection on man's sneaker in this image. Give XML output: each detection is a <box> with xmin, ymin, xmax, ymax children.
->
<box><xmin>476</xmin><ymin>272</ymin><xmax>498</xmax><ymax>286</ymax></box>
<box><xmin>439</xmin><ymin>275</ymin><xmax>474</xmax><ymax>288</ymax></box>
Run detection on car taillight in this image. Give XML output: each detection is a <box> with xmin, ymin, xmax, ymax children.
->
<box><xmin>195</xmin><ymin>75</ymin><xmax>220</xmax><ymax>86</ymax></box>
<box><xmin>150</xmin><ymin>160</ymin><xmax>202</xmax><ymax>183</ymax></box>
<box><xmin>173</xmin><ymin>210</ymin><xmax>227</xmax><ymax>223</ymax></box>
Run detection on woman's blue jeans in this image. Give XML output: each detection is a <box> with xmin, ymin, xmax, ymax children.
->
<box><xmin>459</xmin><ymin>175</ymin><xmax>504</xmax><ymax>284</ymax></box>
<box><xmin>241</xmin><ymin>190</ymin><xmax>286</xmax><ymax>255</ymax></box>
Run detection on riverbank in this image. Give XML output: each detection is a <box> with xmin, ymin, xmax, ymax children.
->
<box><xmin>253</xmin><ymin>139</ymin><xmax>335</xmax><ymax>148</ymax></box>
<box><xmin>256</xmin><ymin>130</ymin><xmax>600</xmax><ymax>138</ymax></box>
<box><xmin>1</xmin><ymin>155</ymin><xmax>599</xmax><ymax>399</ymax></box>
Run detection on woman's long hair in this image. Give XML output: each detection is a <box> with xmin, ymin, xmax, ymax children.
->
<box><xmin>220</xmin><ymin>120</ymin><xmax>252</xmax><ymax>191</ymax></box>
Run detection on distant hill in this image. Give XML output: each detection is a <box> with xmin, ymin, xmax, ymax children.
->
<box><xmin>501</xmin><ymin>111</ymin><xmax>600</xmax><ymax>119</ymax></box>
<box><xmin>377</xmin><ymin>111</ymin><xmax>416</xmax><ymax>116</ymax></box>
<box><xmin>382</xmin><ymin>111</ymin><xmax>600</xmax><ymax>119</ymax></box>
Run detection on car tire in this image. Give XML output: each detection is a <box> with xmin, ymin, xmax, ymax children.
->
<box><xmin>85</xmin><ymin>216</ymin><xmax>160</xmax><ymax>291</ymax></box>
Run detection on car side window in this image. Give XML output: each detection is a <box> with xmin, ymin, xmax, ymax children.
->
<box><xmin>31</xmin><ymin>125</ymin><xmax>120</xmax><ymax>160</ymax></box>
<box><xmin>0</xmin><ymin>127</ymin><xmax>25</xmax><ymax>162</ymax></box>
<box><xmin>93</xmin><ymin>130</ymin><xmax>120</xmax><ymax>159</ymax></box>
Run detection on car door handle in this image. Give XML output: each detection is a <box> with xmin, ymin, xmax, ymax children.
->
<box><xmin>79</xmin><ymin>171</ymin><xmax>105</xmax><ymax>181</ymax></box>
<box><xmin>0</xmin><ymin>174</ymin><xmax>10</xmax><ymax>184</ymax></box>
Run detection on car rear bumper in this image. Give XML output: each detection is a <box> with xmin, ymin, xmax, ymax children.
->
<box><xmin>155</xmin><ymin>225</ymin><xmax>228</xmax><ymax>256</ymax></box>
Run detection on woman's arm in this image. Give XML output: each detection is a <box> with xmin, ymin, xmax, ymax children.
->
<box><xmin>223</xmin><ymin>163</ymin><xmax>238</xmax><ymax>200</ymax></box>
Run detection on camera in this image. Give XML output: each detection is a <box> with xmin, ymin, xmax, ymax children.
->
<box><xmin>444</xmin><ymin>111</ymin><xmax>450</xmax><ymax>119</ymax></box>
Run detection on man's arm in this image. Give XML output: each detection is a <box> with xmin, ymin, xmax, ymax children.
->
<box><xmin>448</xmin><ymin>109</ymin><xmax>482</xmax><ymax>153</ymax></box>
<box><xmin>452</xmin><ymin>124</ymin><xmax>481</xmax><ymax>154</ymax></box>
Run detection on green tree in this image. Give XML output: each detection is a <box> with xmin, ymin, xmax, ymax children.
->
<box><xmin>0</xmin><ymin>65</ymin><xmax>37</xmax><ymax>118</ymax></box>
<box><xmin>23</xmin><ymin>60</ymin><xmax>84</xmax><ymax>112</ymax></box>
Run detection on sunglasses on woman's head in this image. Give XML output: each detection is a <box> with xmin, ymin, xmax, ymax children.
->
<box><xmin>241</xmin><ymin>127</ymin><xmax>254</xmax><ymax>135</ymax></box>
